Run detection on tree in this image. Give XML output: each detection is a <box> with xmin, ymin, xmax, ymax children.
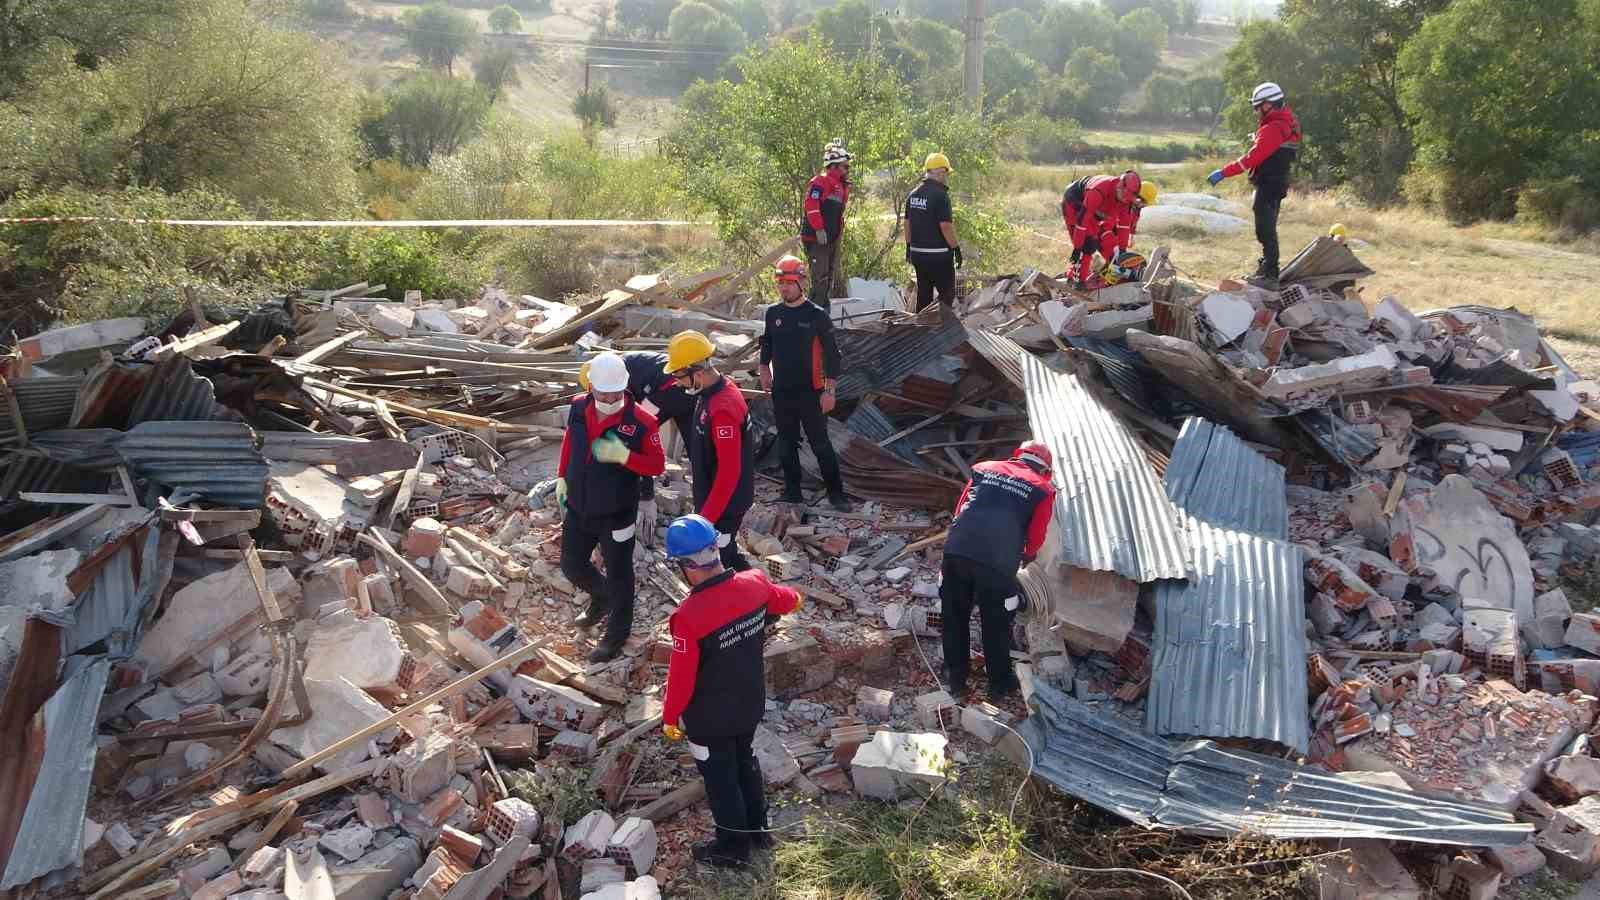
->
<box><xmin>988</xmin><ymin>9</ymin><xmax>1037</xmax><ymax>50</ymax></box>
<box><xmin>1183</xmin><ymin>73</ymin><xmax>1225</xmax><ymax>121</ymax></box>
<box><xmin>906</xmin><ymin>0</ymin><xmax>963</xmax><ymax>28</ymax></box>
<box><xmin>1112</xmin><ymin>7</ymin><xmax>1167</xmax><ymax>85</ymax></box>
<box><xmin>983</xmin><ymin>45</ymin><xmax>1044</xmax><ymax>114</ymax></box>
<box><xmin>488</xmin><ymin>4</ymin><xmax>524</xmax><ymax>32</ymax></box>
<box><xmin>1102</xmin><ymin>0</ymin><xmax>1179</xmax><ymax>29</ymax></box>
<box><xmin>1142</xmin><ymin>73</ymin><xmax>1186</xmax><ymax>117</ymax></box>
<box><xmin>904</xmin><ymin>18</ymin><xmax>962</xmax><ymax>70</ymax></box>
<box><xmin>403</xmin><ymin>2</ymin><xmax>478</xmax><ymax>73</ymax></box>
<box><xmin>573</xmin><ymin>86</ymin><xmax>619</xmax><ymax>131</ymax></box>
<box><xmin>372</xmin><ymin>73</ymin><xmax>491</xmax><ymax>167</ymax></box>
<box><xmin>1025</xmin><ymin>2</ymin><xmax>1115</xmax><ymax>74</ymax></box>
<box><xmin>1177</xmin><ymin>0</ymin><xmax>1198</xmax><ymax>31</ymax></box>
<box><xmin>1064</xmin><ymin>46</ymin><xmax>1126</xmax><ymax>119</ymax></box>
<box><xmin>0</xmin><ymin>0</ymin><xmax>179</xmax><ymax>95</ymax></box>
<box><xmin>617</xmin><ymin>0</ymin><xmax>678</xmax><ymax>37</ymax></box>
<box><xmin>473</xmin><ymin>46</ymin><xmax>521</xmax><ymax>101</ymax></box>
<box><xmin>303</xmin><ymin>0</ymin><xmax>354</xmax><ymax>19</ymax></box>
<box><xmin>668</xmin><ymin>1</ymin><xmax>744</xmax><ymax>80</ymax></box>
<box><xmin>728</xmin><ymin>0</ymin><xmax>769</xmax><ymax>40</ymax></box>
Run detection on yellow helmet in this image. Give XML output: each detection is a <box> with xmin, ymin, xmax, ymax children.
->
<box><xmin>665</xmin><ymin>330</ymin><xmax>715</xmax><ymax>373</ymax></box>
<box><xmin>922</xmin><ymin>152</ymin><xmax>953</xmax><ymax>173</ymax></box>
<box><xmin>1329</xmin><ymin>223</ymin><xmax>1348</xmax><ymax>239</ymax></box>
<box><xmin>1138</xmin><ymin>182</ymin><xmax>1158</xmax><ymax>206</ymax></box>
<box><xmin>578</xmin><ymin>361</ymin><xmax>591</xmax><ymax>391</ymax></box>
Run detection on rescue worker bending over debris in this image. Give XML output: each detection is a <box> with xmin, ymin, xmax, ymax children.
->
<box><xmin>556</xmin><ymin>352</ymin><xmax>666</xmax><ymax>662</ymax></box>
<box><xmin>1208</xmin><ymin>81</ymin><xmax>1301</xmax><ymax>289</ymax></box>
<box><xmin>759</xmin><ymin>255</ymin><xmax>849</xmax><ymax>511</ymax></box>
<box><xmin>584</xmin><ymin>350</ymin><xmax>696</xmax><ymax>546</ymax></box>
<box><xmin>1109</xmin><ymin>180</ymin><xmax>1158</xmax><ymax>258</ymax></box>
<box><xmin>903</xmin><ymin>152</ymin><xmax>962</xmax><ymax>312</ymax></box>
<box><xmin>941</xmin><ymin>441</ymin><xmax>1057</xmax><ymax>698</ymax></box>
<box><xmin>661</xmin><ymin>513</ymin><xmax>801</xmax><ymax>868</ymax></box>
<box><xmin>799</xmin><ymin>140</ymin><xmax>852</xmax><ymax>310</ymax></box>
<box><xmin>1060</xmin><ymin>170</ymin><xmax>1143</xmax><ymax>289</ymax></box>
<box><xmin>667</xmin><ymin>330</ymin><xmax>756</xmax><ymax>571</ymax></box>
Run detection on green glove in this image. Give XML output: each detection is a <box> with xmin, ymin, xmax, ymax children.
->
<box><xmin>592</xmin><ymin>433</ymin><xmax>630</xmax><ymax>465</ymax></box>
<box><xmin>555</xmin><ymin>476</ymin><xmax>567</xmax><ymax>509</ymax></box>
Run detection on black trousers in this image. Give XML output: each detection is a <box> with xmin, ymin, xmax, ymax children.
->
<box><xmin>691</xmin><ymin>729</ymin><xmax>765</xmax><ymax>849</ymax></box>
<box><xmin>774</xmin><ymin>390</ymin><xmax>842</xmax><ymax>496</ymax></box>
<box><xmin>911</xmin><ymin>253</ymin><xmax>957</xmax><ymax>312</ymax></box>
<box><xmin>803</xmin><ymin>240</ymin><xmax>838</xmax><ymax>310</ymax></box>
<box><xmin>1252</xmin><ymin>179</ymin><xmax>1289</xmax><ymax>276</ymax></box>
<box><xmin>559</xmin><ymin>511</ymin><xmax>636</xmax><ymax>644</ymax></box>
<box><xmin>713</xmin><ymin>509</ymin><xmax>750</xmax><ymax>572</ymax></box>
<box><xmin>939</xmin><ymin>554</ymin><xmax>1018</xmax><ymax>692</ymax></box>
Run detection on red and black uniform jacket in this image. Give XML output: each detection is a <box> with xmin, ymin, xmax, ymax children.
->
<box><xmin>1222</xmin><ymin>105</ymin><xmax>1301</xmax><ymax>185</ymax></box>
<box><xmin>759</xmin><ymin>299</ymin><xmax>841</xmax><ymax>395</ymax></box>
<box><xmin>1060</xmin><ymin>175</ymin><xmax>1131</xmax><ymax>253</ymax></box>
<box><xmin>1110</xmin><ymin>204</ymin><xmax>1142</xmax><ymax>254</ymax></box>
<box><xmin>690</xmin><ymin>375</ymin><xmax>755</xmax><ymax>524</ymax></box>
<box><xmin>800</xmin><ymin>169</ymin><xmax>849</xmax><ymax>244</ymax></box>
<box><xmin>557</xmin><ymin>395</ymin><xmax>666</xmax><ymax>529</ymax></box>
<box><xmin>944</xmin><ymin>459</ymin><xmax>1057</xmax><ymax>574</ymax></box>
<box><xmin>621</xmin><ymin>350</ymin><xmax>694</xmax><ymax>438</ymax></box>
<box><xmin>664</xmin><ymin>569</ymin><xmax>800</xmax><ymax>739</ymax></box>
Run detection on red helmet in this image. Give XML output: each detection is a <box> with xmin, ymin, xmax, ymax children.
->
<box><xmin>1119</xmin><ymin>170</ymin><xmax>1142</xmax><ymax>197</ymax></box>
<box><xmin>1014</xmin><ymin>440</ymin><xmax>1053</xmax><ymax>472</ymax></box>
<box><xmin>774</xmin><ymin>255</ymin><xmax>806</xmax><ymax>284</ymax></box>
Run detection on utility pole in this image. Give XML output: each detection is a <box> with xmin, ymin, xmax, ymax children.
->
<box><xmin>962</xmin><ymin>0</ymin><xmax>985</xmax><ymax>112</ymax></box>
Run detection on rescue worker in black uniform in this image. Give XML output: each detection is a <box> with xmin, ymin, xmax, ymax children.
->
<box><xmin>903</xmin><ymin>151</ymin><xmax>963</xmax><ymax>312</ymax></box>
<box><xmin>666</xmin><ymin>330</ymin><xmax>756</xmax><ymax>572</ymax></box>
<box><xmin>661</xmin><ymin>513</ymin><xmax>802</xmax><ymax>868</ymax></box>
<box><xmin>758</xmin><ymin>255</ymin><xmax>849</xmax><ymax>511</ymax></box>
<box><xmin>555</xmin><ymin>352</ymin><xmax>667</xmax><ymax>662</ymax></box>
<box><xmin>941</xmin><ymin>441</ymin><xmax>1057</xmax><ymax>698</ymax></box>
<box><xmin>583</xmin><ymin>350</ymin><xmax>696</xmax><ymax>547</ymax></box>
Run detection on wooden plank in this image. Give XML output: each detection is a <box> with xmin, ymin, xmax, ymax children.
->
<box><xmin>20</xmin><ymin>491</ymin><xmax>136</xmax><ymax>506</ymax></box>
<box><xmin>286</xmin><ymin>330</ymin><xmax>363</xmax><ymax>372</ymax></box>
<box><xmin>334</xmin><ymin>439</ymin><xmax>419</xmax><ymax>478</ymax></box>
<box><xmin>942</xmin><ymin>446</ymin><xmax>973</xmax><ymax>480</ymax></box>
<box><xmin>303</xmin><ymin>377</ymin><xmax>536</xmax><ymax>434</ymax></box>
<box><xmin>384</xmin><ymin>461</ymin><xmax>421</xmax><ymax>531</ymax></box>
<box><xmin>237</xmin><ymin>535</ymin><xmax>287</xmax><ymax>623</ymax></box>
<box><xmin>631</xmin><ymin>780</ymin><xmax>706</xmax><ymax>822</ymax></box>
<box><xmin>285</xmin><ymin>846</ymin><xmax>335</xmax><ymax>900</ymax></box>
<box><xmin>279</xmin><ymin>638</ymin><xmax>552</xmax><ymax>780</ymax></box>
<box><xmin>1383</xmin><ymin>471</ymin><xmax>1407</xmax><ymax>516</ymax></box>
<box><xmin>151</xmin><ymin>320</ymin><xmax>240</xmax><ymax>360</ymax></box>
<box><xmin>0</xmin><ymin>504</ymin><xmax>108</xmax><ymax>562</ymax></box>
<box><xmin>120</xmin><ymin>880</ymin><xmax>180</xmax><ymax>900</ymax></box>
<box><xmin>535</xmin><ymin>647</ymin><xmax>626</xmax><ymax>705</ymax></box>
<box><xmin>179</xmin><ymin>547</ymin><xmax>294</xmax><ymax>562</ymax></box>
<box><xmin>703</xmin><ymin>237</ymin><xmax>801</xmax><ymax>308</ymax></box>
<box><xmin>888</xmin><ymin>529</ymin><xmax>948</xmax><ymax>563</ymax></box>
<box><xmin>233</xmin><ymin>800</ymin><xmax>298</xmax><ymax>873</ymax></box>
<box><xmin>369</xmin><ymin>398</ymin><xmax>407</xmax><ymax>442</ymax></box>
<box><xmin>358</xmin><ymin>530</ymin><xmax>453</xmax><ymax>616</ymax></box>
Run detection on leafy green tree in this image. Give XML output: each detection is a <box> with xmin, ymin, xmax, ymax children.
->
<box><xmin>1064</xmin><ymin>47</ymin><xmax>1126</xmax><ymax>119</ymax></box>
<box><xmin>1039</xmin><ymin>75</ymin><xmax>1092</xmax><ymax>122</ymax></box>
<box><xmin>728</xmin><ymin>0</ymin><xmax>770</xmax><ymax>40</ymax></box>
<box><xmin>371</xmin><ymin>73</ymin><xmax>491</xmax><ymax>167</ymax></box>
<box><xmin>473</xmin><ymin>46</ymin><xmax>521</xmax><ymax>101</ymax></box>
<box><xmin>1112</xmin><ymin>7</ymin><xmax>1167</xmax><ymax>85</ymax></box>
<box><xmin>903</xmin><ymin>18</ymin><xmax>962</xmax><ymax>70</ymax></box>
<box><xmin>1142</xmin><ymin>73</ymin><xmax>1185</xmax><ymax>117</ymax></box>
<box><xmin>1025</xmin><ymin>2</ymin><xmax>1115</xmax><ymax>74</ymax></box>
<box><xmin>988</xmin><ymin>9</ymin><xmax>1037</xmax><ymax>49</ymax></box>
<box><xmin>1184</xmin><ymin>73</ymin><xmax>1225</xmax><ymax>120</ymax></box>
<box><xmin>573</xmin><ymin>86</ymin><xmax>619</xmax><ymax>130</ymax></box>
<box><xmin>488</xmin><ymin>4</ymin><xmax>524</xmax><ymax>32</ymax></box>
<box><xmin>983</xmin><ymin>45</ymin><xmax>1044</xmax><ymax>114</ymax></box>
<box><xmin>906</xmin><ymin>0</ymin><xmax>963</xmax><ymax>28</ymax></box>
<box><xmin>403</xmin><ymin>2</ymin><xmax>479</xmax><ymax>73</ymax></box>
<box><xmin>303</xmin><ymin>0</ymin><xmax>354</xmax><ymax>19</ymax></box>
<box><xmin>0</xmin><ymin>0</ymin><xmax>179</xmax><ymax>95</ymax></box>
<box><xmin>616</xmin><ymin>0</ymin><xmax>678</xmax><ymax>36</ymax></box>
<box><xmin>1102</xmin><ymin>0</ymin><xmax>1178</xmax><ymax>28</ymax></box>
<box><xmin>669</xmin><ymin>1</ymin><xmax>745</xmax><ymax>80</ymax></box>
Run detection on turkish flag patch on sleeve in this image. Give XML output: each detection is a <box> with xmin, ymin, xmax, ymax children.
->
<box><xmin>716</xmin><ymin>425</ymin><xmax>734</xmax><ymax>440</ymax></box>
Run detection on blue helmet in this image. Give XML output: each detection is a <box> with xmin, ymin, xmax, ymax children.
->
<box><xmin>665</xmin><ymin>514</ymin><xmax>719</xmax><ymax>559</ymax></box>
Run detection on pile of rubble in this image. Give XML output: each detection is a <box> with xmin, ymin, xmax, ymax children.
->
<box><xmin>4</xmin><ymin>231</ymin><xmax>1600</xmax><ymax>898</ymax></box>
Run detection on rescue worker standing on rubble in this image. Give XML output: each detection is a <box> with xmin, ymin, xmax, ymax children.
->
<box><xmin>799</xmin><ymin>140</ymin><xmax>852</xmax><ymax>310</ymax></box>
<box><xmin>580</xmin><ymin>351</ymin><xmax>695</xmax><ymax>546</ymax></box>
<box><xmin>759</xmin><ymin>255</ymin><xmax>849</xmax><ymax>511</ymax></box>
<box><xmin>1060</xmin><ymin>170</ymin><xmax>1143</xmax><ymax>289</ymax></box>
<box><xmin>660</xmin><ymin>513</ymin><xmax>802</xmax><ymax>868</ymax></box>
<box><xmin>940</xmin><ymin>441</ymin><xmax>1057</xmax><ymax>698</ymax></box>
<box><xmin>903</xmin><ymin>152</ymin><xmax>962</xmax><ymax>312</ymax></box>
<box><xmin>556</xmin><ymin>352</ymin><xmax>666</xmax><ymax>662</ymax></box>
<box><xmin>666</xmin><ymin>330</ymin><xmax>756</xmax><ymax>572</ymax></box>
<box><xmin>1208</xmin><ymin>81</ymin><xmax>1302</xmax><ymax>288</ymax></box>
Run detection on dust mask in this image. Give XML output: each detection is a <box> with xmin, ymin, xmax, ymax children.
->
<box><xmin>593</xmin><ymin>398</ymin><xmax>624</xmax><ymax>416</ymax></box>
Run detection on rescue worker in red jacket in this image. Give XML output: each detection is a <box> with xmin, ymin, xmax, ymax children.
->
<box><xmin>759</xmin><ymin>255</ymin><xmax>848</xmax><ymax>510</ymax></box>
<box><xmin>555</xmin><ymin>352</ymin><xmax>666</xmax><ymax>662</ymax></box>
<box><xmin>1108</xmin><ymin>181</ymin><xmax>1159</xmax><ymax>257</ymax></box>
<box><xmin>799</xmin><ymin>140</ymin><xmax>852</xmax><ymax>310</ymax></box>
<box><xmin>666</xmin><ymin>330</ymin><xmax>756</xmax><ymax>572</ymax></box>
<box><xmin>1060</xmin><ymin>170</ymin><xmax>1143</xmax><ymax>288</ymax></box>
<box><xmin>941</xmin><ymin>441</ymin><xmax>1057</xmax><ymax>698</ymax></box>
<box><xmin>1209</xmin><ymin>81</ymin><xmax>1302</xmax><ymax>287</ymax></box>
<box><xmin>661</xmin><ymin>513</ymin><xmax>802</xmax><ymax>867</ymax></box>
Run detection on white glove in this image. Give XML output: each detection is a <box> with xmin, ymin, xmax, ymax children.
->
<box><xmin>635</xmin><ymin>499</ymin><xmax>657</xmax><ymax>547</ymax></box>
<box><xmin>815</xmin><ymin>229</ymin><xmax>830</xmax><ymax>245</ymax></box>
<box><xmin>1004</xmin><ymin>595</ymin><xmax>1020</xmax><ymax>612</ymax></box>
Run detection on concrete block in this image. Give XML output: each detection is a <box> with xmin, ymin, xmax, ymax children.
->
<box><xmin>506</xmin><ymin>675</ymin><xmax>604</xmax><ymax>730</ymax></box>
<box><xmin>1391</xmin><ymin>475</ymin><xmax>1534</xmax><ymax>620</ymax></box>
<box><xmin>751</xmin><ymin>725</ymin><xmax>801</xmax><ymax>786</ymax></box>
<box><xmin>190</xmin><ymin>870</ymin><xmax>243</xmax><ymax>900</ymax></box>
<box><xmin>487</xmin><ymin>797</ymin><xmax>541</xmax><ymax>845</ymax></box>
<box><xmin>856</xmin><ymin>686</ymin><xmax>893</xmax><ymax>723</ymax></box>
<box><xmin>355</xmin><ymin>792</ymin><xmax>394</xmax><ymax>829</ymax></box>
<box><xmin>305</xmin><ymin>611</ymin><xmax>409</xmax><ymax>691</ymax></box>
<box><xmin>136</xmin><ymin>563</ymin><xmax>301</xmax><ymax>676</ymax></box>
<box><xmin>1313</xmin><ymin>841</ymin><xmax>1420</xmax><ymax>900</ymax></box>
<box><xmin>270</xmin><ymin>676</ymin><xmax>399</xmax><ymax>773</ymax></box>
<box><xmin>404</xmin><ymin>517</ymin><xmax>445</xmax><ymax>558</ymax></box>
<box><xmin>1435</xmin><ymin>856</ymin><xmax>1501</xmax><ymax>900</ymax></box>
<box><xmin>1531</xmin><ymin>589</ymin><xmax>1574</xmax><ymax>649</ymax></box>
<box><xmin>369</xmin><ymin>304</ymin><xmax>415</xmax><ymax>338</ymax></box>
<box><xmin>1261</xmin><ymin>346</ymin><xmax>1399</xmax><ymax>398</ymax></box>
<box><xmin>607</xmin><ymin>816</ymin><xmax>657</xmax><ymax>876</ymax></box>
<box><xmin>1487</xmin><ymin>841</ymin><xmax>1545</xmax><ymax>878</ymax></box>
<box><xmin>1567</xmin><ymin>613</ymin><xmax>1600</xmax><ymax>655</ymax></box>
<box><xmin>319</xmin><ymin>823</ymin><xmax>374</xmax><ymax>862</ymax></box>
<box><xmin>914</xmin><ymin>690</ymin><xmax>957</xmax><ymax>730</ymax></box>
<box><xmin>215</xmin><ymin>650</ymin><xmax>274</xmax><ymax>697</ymax></box>
<box><xmin>551</xmin><ymin>729</ymin><xmax>598</xmax><ymax>760</ymax></box>
<box><xmin>437</xmin><ymin>825</ymin><xmax>484</xmax><ymax>864</ymax></box>
<box><xmin>330</xmin><ymin>835</ymin><xmax>421</xmax><ymax>900</ymax></box>
<box><xmin>1548</xmin><ymin>755</ymin><xmax>1600</xmax><ymax>803</ymax></box>
<box><xmin>960</xmin><ymin>702</ymin><xmax>1012</xmax><ymax>744</ymax></box>
<box><xmin>178</xmin><ymin>846</ymin><xmax>233</xmax><ymax>894</ymax></box>
<box><xmin>386</xmin><ymin>731</ymin><xmax>455</xmax><ymax>804</ymax></box>
<box><xmin>580</xmin><ymin>858</ymin><xmax>627</xmax><ymax>893</ymax></box>
<box><xmin>19</xmin><ymin>317</ymin><xmax>144</xmax><ymax>362</ymax></box>
<box><xmin>241</xmin><ymin>845</ymin><xmax>284</xmax><ymax>885</ymax></box>
<box><xmin>564</xmin><ymin>810</ymin><xmax>617</xmax><ymax>860</ymax></box>
<box><xmin>765</xmin><ymin>634</ymin><xmax>835</xmax><ymax>699</ymax></box>
<box><xmin>848</xmin><ymin>731</ymin><xmax>948</xmax><ymax>801</ymax></box>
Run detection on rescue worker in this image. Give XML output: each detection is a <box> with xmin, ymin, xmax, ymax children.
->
<box><xmin>799</xmin><ymin>140</ymin><xmax>852</xmax><ymax>310</ymax></box>
<box><xmin>940</xmin><ymin>441</ymin><xmax>1056</xmax><ymax>698</ymax></box>
<box><xmin>759</xmin><ymin>255</ymin><xmax>849</xmax><ymax>511</ymax></box>
<box><xmin>660</xmin><ymin>513</ymin><xmax>802</xmax><ymax>867</ymax></box>
<box><xmin>1109</xmin><ymin>181</ymin><xmax>1159</xmax><ymax>258</ymax></box>
<box><xmin>666</xmin><ymin>330</ymin><xmax>756</xmax><ymax>572</ymax></box>
<box><xmin>555</xmin><ymin>352</ymin><xmax>666</xmax><ymax>662</ymax></box>
<box><xmin>903</xmin><ymin>152</ymin><xmax>962</xmax><ymax>312</ymax></box>
<box><xmin>1060</xmin><ymin>170</ymin><xmax>1143</xmax><ymax>288</ymax></box>
<box><xmin>1208</xmin><ymin>81</ymin><xmax>1302</xmax><ymax>288</ymax></box>
<box><xmin>579</xmin><ymin>351</ymin><xmax>695</xmax><ymax>546</ymax></box>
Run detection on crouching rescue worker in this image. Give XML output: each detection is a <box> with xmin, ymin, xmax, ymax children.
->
<box><xmin>661</xmin><ymin>513</ymin><xmax>802</xmax><ymax>867</ymax></box>
<box><xmin>580</xmin><ymin>350</ymin><xmax>695</xmax><ymax>546</ymax></box>
<box><xmin>556</xmin><ymin>352</ymin><xmax>666</xmax><ymax>662</ymax></box>
<box><xmin>666</xmin><ymin>330</ymin><xmax>756</xmax><ymax>571</ymax></box>
<box><xmin>1208</xmin><ymin>81</ymin><xmax>1301</xmax><ymax>288</ymax></box>
<box><xmin>1060</xmin><ymin>170</ymin><xmax>1142</xmax><ymax>288</ymax></box>
<box><xmin>759</xmin><ymin>255</ymin><xmax>848</xmax><ymax>510</ymax></box>
<box><xmin>941</xmin><ymin>441</ymin><xmax>1056</xmax><ymax>698</ymax></box>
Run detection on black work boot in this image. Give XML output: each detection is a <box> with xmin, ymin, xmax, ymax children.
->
<box><xmin>827</xmin><ymin>487</ymin><xmax>850</xmax><ymax>511</ymax></box>
<box><xmin>780</xmin><ymin>485</ymin><xmax>803</xmax><ymax>504</ymax></box>
<box><xmin>588</xmin><ymin>637</ymin><xmax>625</xmax><ymax>663</ymax></box>
<box><xmin>692</xmin><ymin>834</ymin><xmax>750</xmax><ymax>868</ymax></box>
<box><xmin>573</xmin><ymin>596</ymin><xmax>607</xmax><ymax>631</ymax></box>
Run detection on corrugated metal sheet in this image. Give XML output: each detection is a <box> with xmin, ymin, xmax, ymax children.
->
<box><xmin>117</xmin><ymin>421</ymin><xmax>267</xmax><ymax>508</ymax></box>
<box><xmin>1295</xmin><ymin>409</ymin><xmax>1379</xmax><ymax>468</ymax></box>
<box><xmin>1021</xmin><ymin>681</ymin><xmax>1529</xmax><ymax>846</ymax></box>
<box><xmin>0</xmin><ymin>376</ymin><xmax>86</xmax><ymax>447</ymax></box>
<box><xmin>126</xmin><ymin>355</ymin><xmax>235</xmax><ymax>425</ymax></box>
<box><xmin>27</xmin><ymin>429</ymin><xmax>125</xmax><ymax>470</ymax></box>
<box><xmin>1163</xmin><ymin>418</ymin><xmax>1286</xmax><ymax>538</ymax></box>
<box><xmin>834</xmin><ymin>310</ymin><xmax>969</xmax><ymax>403</ymax></box>
<box><xmin>844</xmin><ymin>400</ymin><xmax>924</xmax><ymax>466</ymax></box>
<box><xmin>1021</xmin><ymin>353</ymin><xmax>1189</xmax><ymax>582</ymax></box>
<box><xmin>800</xmin><ymin>419</ymin><xmax>964</xmax><ymax>509</ymax></box>
<box><xmin>1279</xmin><ymin>236</ymin><xmax>1376</xmax><ymax>289</ymax></box>
<box><xmin>0</xmin><ymin>656</ymin><xmax>111</xmax><ymax>889</ymax></box>
<box><xmin>963</xmin><ymin>325</ymin><xmax>1026</xmax><ymax>388</ymax></box>
<box><xmin>1147</xmin><ymin>418</ymin><xmax>1307</xmax><ymax>752</ymax></box>
<box><xmin>65</xmin><ymin>521</ymin><xmax>161</xmax><ymax>658</ymax></box>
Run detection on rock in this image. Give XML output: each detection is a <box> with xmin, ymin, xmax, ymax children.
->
<box><xmin>849</xmin><ymin>732</ymin><xmax>948</xmax><ymax>801</ymax></box>
<box><xmin>1487</xmin><ymin>841</ymin><xmax>1545</xmax><ymax>878</ymax></box>
<box><xmin>751</xmin><ymin>725</ymin><xmax>801</xmax><ymax>786</ymax></box>
<box><xmin>1547</xmin><ymin>755</ymin><xmax>1600</xmax><ymax>803</ymax></box>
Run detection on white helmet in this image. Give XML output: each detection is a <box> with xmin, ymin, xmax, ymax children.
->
<box><xmin>823</xmin><ymin>141</ymin><xmax>853</xmax><ymax>167</ymax></box>
<box><xmin>587</xmin><ymin>352</ymin><xmax>628</xmax><ymax>392</ymax></box>
<box><xmin>1250</xmin><ymin>82</ymin><xmax>1285</xmax><ymax>108</ymax></box>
